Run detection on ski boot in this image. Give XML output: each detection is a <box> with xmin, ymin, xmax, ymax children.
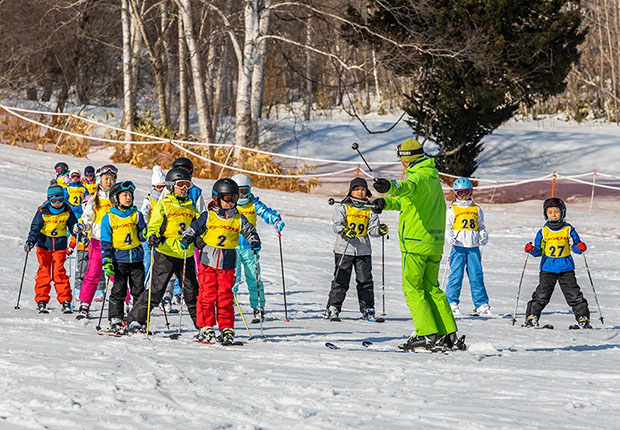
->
<box><xmin>252</xmin><ymin>307</ymin><xmax>264</xmax><ymax>324</ymax></box>
<box><xmin>220</xmin><ymin>328</ymin><xmax>235</xmax><ymax>346</ymax></box>
<box><xmin>109</xmin><ymin>318</ymin><xmax>126</xmax><ymax>334</ymax></box>
<box><xmin>523</xmin><ymin>315</ymin><xmax>539</xmax><ymax>328</ymax></box>
<box><xmin>475</xmin><ymin>303</ymin><xmax>493</xmax><ymax>316</ymax></box>
<box><xmin>161</xmin><ymin>297</ymin><xmax>172</xmax><ymax>313</ymax></box>
<box><xmin>37</xmin><ymin>301</ymin><xmax>49</xmax><ymax>314</ymax></box>
<box><xmin>76</xmin><ymin>302</ymin><xmax>90</xmax><ymax>320</ymax></box>
<box><xmin>577</xmin><ymin>316</ymin><xmax>593</xmax><ymax>329</ymax></box>
<box><xmin>94</xmin><ymin>290</ymin><xmax>105</xmax><ymax>303</ymax></box>
<box><xmin>450</xmin><ymin>302</ymin><xmax>462</xmax><ymax>316</ymax></box>
<box><xmin>362</xmin><ymin>307</ymin><xmax>376</xmax><ymax>322</ymax></box>
<box><xmin>398</xmin><ymin>334</ymin><xmax>437</xmax><ymax>352</ymax></box>
<box><xmin>434</xmin><ymin>333</ymin><xmax>467</xmax><ymax>352</ymax></box>
<box><xmin>195</xmin><ymin>327</ymin><xmax>217</xmax><ymax>343</ymax></box>
<box><xmin>127</xmin><ymin>321</ymin><xmax>147</xmax><ymax>334</ymax></box>
<box><xmin>326</xmin><ymin>305</ymin><xmax>340</xmax><ymax>322</ymax></box>
<box><xmin>61</xmin><ymin>301</ymin><xmax>73</xmax><ymax>314</ymax></box>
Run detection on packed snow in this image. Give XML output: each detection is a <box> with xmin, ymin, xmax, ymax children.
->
<box><xmin>1</xmin><ymin>118</ymin><xmax>620</xmax><ymax>429</ymax></box>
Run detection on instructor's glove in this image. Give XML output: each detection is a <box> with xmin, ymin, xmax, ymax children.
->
<box><xmin>102</xmin><ymin>258</ymin><xmax>114</xmax><ymax>277</ymax></box>
<box><xmin>342</xmin><ymin>226</ymin><xmax>357</xmax><ymax>239</ymax></box>
<box><xmin>148</xmin><ymin>235</ymin><xmax>160</xmax><ymax>248</ymax></box>
<box><xmin>479</xmin><ymin>230</ymin><xmax>488</xmax><ymax>246</ymax></box>
<box><xmin>24</xmin><ymin>240</ymin><xmax>35</xmax><ymax>253</ymax></box>
<box><xmin>274</xmin><ymin>219</ymin><xmax>285</xmax><ymax>233</ymax></box>
<box><xmin>371</xmin><ymin>198</ymin><xmax>386</xmax><ymax>214</ymax></box>
<box><xmin>524</xmin><ymin>242</ymin><xmax>534</xmax><ymax>254</ymax></box>
<box><xmin>373</xmin><ymin>178</ymin><xmax>392</xmax><ymax>194</ymax></box>
<box><xmin>378</xmin><ymin>224</ymin><xmax>389</xmax><ymax>236</ymax></box>
<box><xmin>72</xmin><ymin>223</ymin><xmax>86</xmax><ymax>234</ymax></box>
<box><xmin>249</xmin><ymin>235</ymin><xmax>261</xmax><ymax>251</ymax></box>
<box><xmin>577</xmin><ymin>241</ymin><xmax>587</xmax><ymax>252</ymax></box>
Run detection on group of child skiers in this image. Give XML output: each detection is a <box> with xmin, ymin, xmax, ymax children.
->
<box><xmin>25</xmin><ymin>138</ymin><xmax>596</xmax><ymax>350</ymax></box>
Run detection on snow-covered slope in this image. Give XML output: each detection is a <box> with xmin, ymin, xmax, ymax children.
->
<box><xmin>1</xmin><ymin>143</ymin><xmax>619</xmax><ymax>429</ymax></box>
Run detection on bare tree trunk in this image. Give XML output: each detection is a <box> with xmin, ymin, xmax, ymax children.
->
<box><xmin>596</xmin><ymin>0</ymin><xmax>606</xmax><ymax>119</ymax></box>
<box><xmin>121</xmin><ymin>0</ymin><xmax>134</xmax><ymax>142</ymax></box>
<box><xmin>178</xmin><ymin>9</ymin><xmax>188</xmax><ymax>138</ymax></box>
<box><xmin>304</xmin><ymin>15</ymin><xmax>313</xmax><ymax>121</ymax></box>
<box><xmin>250</xmin><ymin>0</ymin><xmax>271</xmax><ymax>144</ymax></box>
<box><xmin>604</xmin><ymin>0</ymin><xmax>618</xmax><ymax>120</ymax></box>
<box><xmin>236</xmin><ymin>0</ymin><xmax>259</xmax><ymax>148</ymax></box>
<box><xmin>210</xmin><ymin>38</ymin><xmax>227</xmax><ymax>137</ymax></box>
<box><xmin>160</xmin><ymin>1</ymin><xmax>175</xmax><ymax>118</ymax></box>
<box><xmin>372</xmin><ymin>49</ymin><xmax>382</xmax><ymax>111</ymax></box>
<box><xmin>130</xmin><ymin>0</ymin><xmax>143</xmax><ymax>124</ymax></box>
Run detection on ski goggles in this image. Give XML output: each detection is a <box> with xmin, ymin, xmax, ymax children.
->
<box><xmin>98</xmin><ymin>165</ymin><xmax>118</xmax><ymax>176</ymax></box>
<box><xmin>220</xmin><ymin>194</ymin><xmax>239</xmax><ymax>203</ymax></box>
<box><xmin>118</xmin><ymin>180</ymin><xmax>136</xmax><ymax>192</ymax></box>
<box><xmin>84</xmin><ymin>172</ymin><xmax>95</xmax><ymax>179</ymax></box>
<box><xmin>396</xmin><ymin>144</ymin><xmax>424</xmax><ymax>158</ymax></box>
<box><xmin>454</xmin><ymin>188</ymin><xmax>473</xmax><ymax>199</ymax></box>
<box><xmin>70</xmin><ymin>173</ymin><xmax>81</xmax><ymax>180</ymax></box>
<box><xmin>239</xmin><ymin>187</ymin><xmax>251</xmax><ymax>196</ymax></box>
<box><xmin>153</xmin><ymin>184</ymin><xmax>165</xmax><ymax>191</ymax></box>
<box><xmin>173</xmin><ymin>180</ymin><xmax>192</xmax><ymax>190</ymax></box>
<box><xmin>49</xmin><ymin>195</ymin><xmax>65</xmax><ymax>204</ymax></box>
<box><xmin>55</xmin><ymin>168</ymin><xmax>66</xmax><ymax>175</ymax></box>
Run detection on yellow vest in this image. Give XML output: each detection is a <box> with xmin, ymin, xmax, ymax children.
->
<box><xmin>453</xmin><ymin>205</ymin><xmax>479</xmax><ymax>231</ymax></box>
<box><xmin>161</xmin><ymin>199</ymin><xmax>195</xmax><ymax>240</ymax></box>
<box><xmin>109</xmin><ymin>211</ymin><xmax>140</xmax><ymax>250</ymax></box>
<box><xmin>237</xmin><ymin>202</ymin><xmax>257</xmax><ymax>226</ymax></box>
<box><xmin>41</xmin><ymin>211</ymin><xmax>69</xmax><ymax>237</ymax></box>
<box><xmin>66</xmin><ymin>186</ymin><xmax>86</xmax><ymax>207</ymax></box>
<box><xmin>345</xmin><ymin>205</ymin><xmax>370</xmax><ymax>237</ymax></box>
<box><xmin>83</xmin><ymin>180</ymin><xmax>98</xmax><ymax>195</ymax></box>
<box><xmin>203</xmin><ymin>210</ymin><xmax>241</xmax><ymax>249</ymax></box>
<box><xmin>542</xmin><ymin>225</ymin><xmax>571</xmax><ymax>258</ymax></box>
<box><xmin>94</xmin><ymin>196</ymin><xmax>114</xmax><ymax>225</ymax></box>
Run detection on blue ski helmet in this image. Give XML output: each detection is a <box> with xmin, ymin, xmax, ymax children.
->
<box><xmin>453</xmin><ymin>177</ymin><xmax>473</xmax><ymax>191</ymax></box>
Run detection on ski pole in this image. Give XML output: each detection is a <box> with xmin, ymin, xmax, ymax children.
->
<box><xmin>15</xmin><ymin>250</ymin><xmax>30</xmax><ymax>310</ymax></box>
<box><xmin>161</xmin><ymin>296</ymin><xmax>171</xmax><ymax>329</ymax></box>
<box><xmin>328</xmin><ymin>198</ymin><xmax>376</xmax><ymax>209</ymax></box>
<box><xmin>170</xmin><ymin>250</ymin><xmax>188</xmax><ymax>340</ymax></box>
<box><xmin>95</xmin><ymin>275</ymin><xmax>111</xmax><ymax>331</ymax></box>
<box><xmin>145</xmin><ymin>251</ymin><xmax>157</xmax><ymax>339</ymax></box>
<box><xmin>381</xmin><ymin>234</ymin><xmax>386</xmax><ymax>317</ymax></box>
<box><xmin>583</xmin><ymin>254</ymin><xmax>604</xmax><ymax>324</ymax></box>
<box><xmin>512</xmin><ymin>254</ymin><xmax>529</xmax><ymax>326</ymax></box>
<box><xmin>351</xmin><ymin>143</ymin><xmax>376</xmax><ymax>178</ymax></box>
<box><xmin>234</xmin><ymin>292</ymin><xmax>253</xmax><ymax>340</ymax></box>
<box><xmin>277</xmin><ymin>232</ymin><xmax>290</xmax><ymax>322</ymax></box>
<box><xmin>254</xmin><ymin>251</ymin><xmax>265</xmax><ymax>340</ymax></box>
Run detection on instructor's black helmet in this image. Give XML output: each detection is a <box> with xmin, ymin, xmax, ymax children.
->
<box><xmin>543</xmin><ymin>197</ymin><xmax>566</xmax><ymax>222</ymax></box>
<box><xmin>165</xmin><ymin>167</ymin><xmax>192</xmax><ymax>192</ymax></box>
<box><xmin>172</xmin><ymin>157</ymin><xmax>194</xmax><ymax>175</ymax></box>
<box><xmin>212</xmin><ymin>178</ymin><xmax>239</xmax><ymax>207</ymax></box>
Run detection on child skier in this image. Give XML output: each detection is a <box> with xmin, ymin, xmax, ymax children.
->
<box><xmin>101</xmin><ymin>181</ymin><xmax>147</xmax><ymax>332</ymax></box>
<box><xmin>25</xmin><ymin>184</ymin><xmax>83</xmax><ymax>313</ymax></box>
<box><xmin>82</xmin><ymin>165</ymin><xmax>98</xmax><ymax>195</ymax></box>
<box><xmin>326</xmin><ymin>177</ymin><xmax>388</xmax><ymax>322</ymax></box>
<box><xmin>523</xmin><ymin>198</ymin><xmax>592</xmax><ymax>329</ymax></box>
<box><xmin>125</xmin><ymin>167</ymin><xmax>200</xmax><ymax>331</ymax></box>
<box><xmin>180</xmin><ymin>178</ymin><xmax>260</xmax><ymax>345</ymax></box>
<box><xmin>139</xmin><ymin>166</ymin><xmax>166</xmax><ymax>275</ymax></box>
<box><xmin>445</xmin><ymin>178</ymin><xmax>491</xmax><ymax>316</ymax></box>
<box><xmin>64</xmin><ymin>169</ymin><xmax>89</xmax><ymax>219</ymax></box>
<box><xmin>76</xmin><ymin>164</ymin><xmax>117</xmax><ymax>318</ymax></box>
<box><xmin>231</xmin><ymin>173</ymin><xmax>285</xmax><ymax>322</ymax></box>
<box><xmin>54</xmin><ymin>162</ymin><xmax>70</xmax><ymax>187</ymax></box>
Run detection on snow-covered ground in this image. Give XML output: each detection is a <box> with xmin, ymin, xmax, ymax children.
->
<box><xmin>1</xmin><ymin>120</ymin><xmax>620</xmax><ymax>429</ymax></box>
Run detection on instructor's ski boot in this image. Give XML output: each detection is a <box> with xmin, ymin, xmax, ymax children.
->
<box><xmin>577</xmin><ymin>316</ymin><xmax>593</xmax><ymax>329</ymax></box>
<box><xmin>37</xmin><ymin>301</ymin><xmax>48</xmax><ymax>314</ymax></box>
<box><xmin>523</xmin><ymin>315</ymin><xmax>539</xmax><ymax>328</ymax></box>
<box><xmin>434</xmin><ymin>333</ymin><xmax>467</xmax><ymax>352</ymax></box>
<box><xmin>61</xmin><ymin>301</ymin><xmax>73</xmax><ymax>314</ymax></box>
<box><xmin>220</xmin><ymin>328</ymin><xmax>235</xmax><ymax>346</ymax></box>
<box><xmin>398</xmin><ymin>334</ymin><xmax>437</xmax><ymax>352</ymax></box>
<box><xmin>195</xmin><ymin>327</ymin><xmax>217</xmax><ymax>343</ymax></box>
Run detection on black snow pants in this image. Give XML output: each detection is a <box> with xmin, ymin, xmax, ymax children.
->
<box><xmin>327</xmin><ymin>253</ymin><xmax>374</xmax><ymax>313</ymax></box>
<box><xmin>525</xmin><ymin>270</ymin><xmax>590</xmax><ymax>321</ymax></box>
<box><xmin>108</xmin><ymin>262</ymin><xmax>145</xmax><ymax>320</ymax></box>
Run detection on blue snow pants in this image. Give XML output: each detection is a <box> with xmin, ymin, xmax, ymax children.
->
<box><xmin>445</xmin><ymin>246</ymin><xmax>488</xmax><ymax>308</ymax></box>
<box><xmin>232</xmin><ymin>248</ymin><xmax>265</xmax><ymax>308</ymax></box>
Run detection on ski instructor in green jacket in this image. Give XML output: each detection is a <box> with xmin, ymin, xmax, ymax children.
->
<box><xmin>372</xmin><ymin>138</ymin><xmax>464</xmax><ymax>352</ymax></box>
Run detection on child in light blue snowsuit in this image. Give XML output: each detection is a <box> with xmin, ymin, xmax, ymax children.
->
<box><xmin>231</xmin><ymin>174</ymin><xmax>284</xmax><ymax>321</ymax></box>
<box><xmin>445</xmin><ymin>178</ymin><xmax>491</xmax><ymax>316</ymax></box>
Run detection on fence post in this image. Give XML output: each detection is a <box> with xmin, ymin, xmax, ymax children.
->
<box><xmin>160</xmin><ymin>140</ymin><xmax>171</xmax><ymax>168</ymax></box>
<box><xmin>551</xmin><ymin>171</ymin><xmax>557</xmax><ymax>197</ymax></box>
<box><xmin>589</xmin><ymin>171</ymin><xmax>596</xmax><ymax>212</ymax></box>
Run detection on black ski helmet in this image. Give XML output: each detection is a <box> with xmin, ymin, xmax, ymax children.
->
<box><xmin>212</xmin><ymin>178</ymin><xmax>239</xmax><ymax>205</ymax></box>
<box><xmin>165</xmin><ymin>167</ymin><xmax>192</xmax><ymax>192</ymax></box>
<box><xmin>109</xmin><ymin>180</ymin><xmax>136</xmax><ymax>207</ymax></box>
<box><xmin>55</xmin><ymin>162</ymin><xmax>69</xmax><ymax>176</ymax></box>
<box><xmin>84</xmin><ymin>165</ymin><xmax>95</xmax><ymax>176</ymax></box>
<box><xmin>543</xmin><ymin>197</ymin><xmax>566</xmax><ymax>222</ymax></box>
<box><xmin>172</xmin><ymin>157</ymin><xmax>194</xmax><ymax>175</ymax></box>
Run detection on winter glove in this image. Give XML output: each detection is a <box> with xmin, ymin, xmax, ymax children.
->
<box><xmin>447</xmin><ymin>235</ymin><xmax>457</xmax><ymax>246</ymax></box>
<box><xmin>274</xmin><ymin>219</ymin><xmax>285</xmax><ymax>233</ymax></box>
<box><xmin>342</xmin><ymin>225</ymin><xmax>357</xmax><ymax>239</ymax></box>
<box><xmin>80</xmin><ymin>236</ymin><xmax>90</xmax><ymax>247</ymax></box>
<box><xmin>72</xmin><ymin>223</ymin><xmax>86</xmax><ymax>234</ymax></box>
<box><xmin>66</xmin><ymin>246</ymin><xmax>74</xmax><ymax>256</ymax></box>
<box><xmin>378</xmin><ymin>224</ymin><xmax>389</xmax><ymax>236</ymax></box>
<box><xmin>524</xmin><ymin>242</ymin><xmax>534</xmax><ymax>253</ymax></box>
<box><xmin>148</xmin><ymin>235</ymin><xmax>160</xmax><ymax>249</ymax></box>
<box><xmin>102</xmin><ymin>258</ymin><xmax>114</xmax><ymax>277</ymax></box>
<box><xmin>180</xmin><ymin>228</ymin><xmax>196</xmax><ymax>250</ymax></box>
<box><xmin>371</xmin><ymin>198</ymin><xmax>386</xmax><ymax>214</ymax></box>
<box><xmin>577</xmin><ymin>241</ymin><xmax>587</xmax><ymax>252</ymax></box>
<box><xmin>373</xmin><ymin>178</ymin><xmax>392</xmax><ymax>194</ymax></box>
<box><xmin>24</xmin><ymin>240</ymin><xmax>35</xmax><ymax>253</ymax></box>
<box><xmin>195</xmin><ymin>235</ymin><xmax>206</xmax><ymax>250</ymax></box>
<box><xmin>249</xmin><ymin>235</ymin><xmax>261</xmax><ymax>251</ymax></box>
<box><xmin>479</xmin><ymin>230</ymin><xmax>488</xmax><ymax>246</ymax></box>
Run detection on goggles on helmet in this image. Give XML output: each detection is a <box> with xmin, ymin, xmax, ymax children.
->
<box><xmin>396</xmin><ymin>144</ymin><xmax>424</xmax><ymax>158</ymax></box>
<box><xmin>98</xmin><ymin>165</ymin><xmax>118</xmax><ymax>176</ymax></box>
<box><xmin>119</xmin><ymin>180</ymin><xmax>136</xmax><ymax>192</ymax></box>
<box><xmin>455</xmin><ymin>188</ymin><xmax>473</xmax><ymax>199</ymax></box>
<box><xmin>55</xmin><ymin>168</ymin><xmax>65</xmax><ymax>175</ymax></box>
<box><xmin>220</xmin><ymin>194</ymin><xmax>239</xmax><ymax>203</ymax></box>
<box><xmin>174</xmin><ymin>180</ymin><xmax>192</xmax><ymax>190</ymax></box>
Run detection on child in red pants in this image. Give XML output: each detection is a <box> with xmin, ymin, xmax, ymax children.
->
<box><xmin>181</xmin><ymin>178</ymin><xmax>260</xmax><ymax>345</ymax></box>
<box><xmin>25</xmin><ymin>184</ymin><xmax>82</xmax><ymax>313</ymax></box>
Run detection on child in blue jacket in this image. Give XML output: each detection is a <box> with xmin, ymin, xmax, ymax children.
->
<box><xmin>231</xmin><ymin>174</ymin><xmax>284</xmax><ymax>322</ymax></box>
<box><xmin>100</xmin><ymin>181</ymin><xmax>147</xmax><ymax>332</ymax></box>
<box><xmin>523</xmin><ymin>198</ymin><xmax>591</xmax><ymax>328</ymax></box>
<box><xmin>64</xmin><ymin>169</ymin><xmax>90</xmax><ymax>219</ymax></box>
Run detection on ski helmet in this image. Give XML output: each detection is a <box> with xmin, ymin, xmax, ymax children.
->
<box><xmin>69</xmin><ymin>169</ymin><xmax>81</xmax><ymax>182</ymax></box>
<box><xmin>151</xmin><ymin>165</ymin><xmax>166</xmax><ymax>187</ymax></box>
<box><xmin>396</xmin><ymin>138</ymin><xmax>425</xmax><ymax>162</ymax></box>
<box><xmin>165</xmin><ymin>167</ymin><xmax>192</xmax><ymax>192</ymax></box>
<box><xmin>172</xmin><ymin>157</ymin><xmax>194</xmax><ymax>175</ymax></box>
<box><xmin>84</xmin><ymin>165</ymin><xmax>95</xmax><ymax>177</ymax></box>
<box><xmin>453</xmin><ymin>177</ymin><xmax>473</xmax><ymax>199</ymax></box>
<box><xmin>543</xmin><ymin>197</ymin><xmax>566</xmax><ymax>222</ymax></box>
<box><xmin>212</xmin><ymin>178</ymin><xmax>239</xmax><ymax>206</ymax></box>
<box><xmin>109</xmin><ymin>180</ymin><xmax>136</xmax><ymax>207</ymax></box>
<box><xmin>55</xmin><ymin>162</ymin><xmax>69</xmax><ymax>176</ymax></box>
<box><xmin>232</xmin><ymin>174</ymin><xmax>252</xmax><ymax>205</ymax></box>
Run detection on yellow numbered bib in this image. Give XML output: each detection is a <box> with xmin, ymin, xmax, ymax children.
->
<box><xmin>94</xmin><ymin>196</ymin><xmax>114</xmax><ymax>225</ymax></box>
<box><xmin>162</xmin><ymin>200</ymin><xmax>195</xmax><ymax>239</ymax></box>
<box><xmin>67</xmin><ymin>186</ymin><xmax>86</xmax><ymax>207</ymax></box>
<box><xmin>41</xmin><ymin>211</ymin><xmax>69</xmax><ymax>237</ymax></box>
<box><xmin>83</xmin><ymin>181</ymin><xmax>97</xmax><ymax>195</ymax></box>
<box><xmin>542</xmin><ymin>225</ymin><xmax>571</xmax><ymax>258</ymax></box>
<box><xmin>453</xmin><ymin>205</ymin><xmax>479</xmax><ymax>231</ymax></box>
<box><xmin>109</xmin><ymin>211</ymin><xmax>140</xmax><ymax>250</ymax></box>
<box><xmin>346</xmin><ymin>205</ymin><xmax>370</xmax><ymax>237</ymax></box>
<box><xmin>146</xmin><ymin>195</ymin><xmax>159</xmax><ymax>224</ymax></box>
<box><xmin>237</xmin><ymin>202</ymin><xmax>257</xmax><ymax>226</ymax></box>
<box><xmin>203</xmin><ymin>210</ymin><xmax>240</xmax><ymax>249</ymax></box>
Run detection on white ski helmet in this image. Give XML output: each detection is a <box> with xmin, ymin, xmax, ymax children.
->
<box><xmin>232</xmin><ymin>174</ymin><xmax>252</xmax><ymax>205</ymax></box>
<box><xmin>151</xmin><ymin>165</ymin><xmax>166</xmax><ymax>187</ymax></box>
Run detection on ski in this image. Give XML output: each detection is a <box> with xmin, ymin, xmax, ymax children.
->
<box><xmin>375</xmin><ymin>317</ymin><xmax>385</xmax><ymax>323</ymax></box>
<box><xmin>329</xmin><ymin>317</ymin><xmax>341</xmax><ymax>322</ymax></box>
<box><xmin>76</xmin><ymin>314</ymin><xmax>88</xmax><ymax>320</ymax></box>
<box><xmin>38</xmin><ymin>309</ymin><xmax>49</xmax><ymax>314</ymax></box>
<box><xmin>97</xmin><ymin>331</ymin><xmax>132</xmax><ymax>337</ymax></box>
<box><xmin>521</xmin><ymin>323</ymin><xmax>554</xmax><ymax>329</ymax></box>
<box><xmin>198</xmin><ymin>340</ymin><xmax>244</xmax><ymax>346</ymax></box>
